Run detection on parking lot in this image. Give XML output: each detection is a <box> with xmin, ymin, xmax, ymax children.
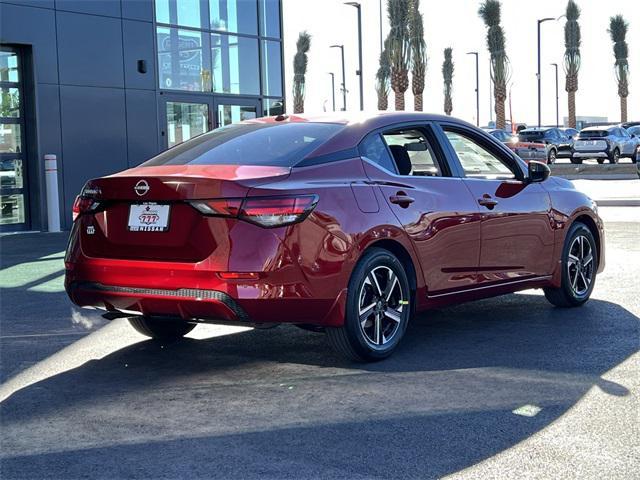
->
<box><xmin>1</xmin><ymin>206</ymin><xmax>638</xmax><ymax>479</ymax></box>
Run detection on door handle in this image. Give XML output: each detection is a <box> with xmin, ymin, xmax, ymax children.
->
<box><xmin>478</xmin><ymin>195</ymin><xmax>498</xmax><ymax>210</ymax></box>
<box><xmin>389</xmin><ymin>192</ymin><xmax>415</xmax><ymax>207</ymax></box>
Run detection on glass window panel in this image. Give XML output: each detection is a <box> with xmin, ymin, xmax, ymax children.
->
<box><xmin>166</xmin><ymin>102</ymin><xmax>210</xmax><ymax>148</ymax></box>
<box><xmin>0</xmin><ymin>51</ymin><xmax>19</xmax><ymax>82</ymax></box>
<box><xmin>259</xmin><ymin>0</ymin><xmax>280</xmax><ymax>38</ymax></box>
<box><xmin>0</xmin><ymin>124</ymin><xmax>22</xmax><ymax>153</ymax></box>
<box><xmin>1</xmin><ymin>88</ymin><xmax>20</xmax><ymax>117</ymax></box>
<box><xmin>217</xmin><ymin>104</ymin><xmax>257</xmax><ymax>127</ymax></box>
<box><xmin>445</xmin><ymin>131</ymin><xmax>515</xmax><ymax>179</ymax></box>
<box><xmin>211</xmin><ymin>34</ymin><xmax>259</xmax><ymax>95</ymax></box>
<box><xmin>263</xmin><ymin>98</ymin><xmax>284</xmax><ymax>116</ymax></box>
<box><xmin>1</xmin><ymin>158</ymin><xmax>24</xmax><ymax>189</ymax></box>
<box><xmin>0</xmin><ymin>194</ymin><xmax>25</xmax><ymax>225</ymax></box>
<box><xmin>261</xmin><ymin>40</ymin><xmax>282</xmax><ymax>97</ymax></box>
<box><xmin>155</xmin><ymin>0</ymin><xmax>203</xmax><ymax>28</ymax></box>
<box><xmin>210</xmin><ymin>0</ymin><xmax>258</xmax><ymax>34</ymax></box>
<box><xmin>157</xmin><ymin>27</ymin><xmax>210</xmax><ymax>91</ymax></box>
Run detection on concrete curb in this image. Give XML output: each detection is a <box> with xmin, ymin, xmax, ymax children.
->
<box><xmin>551</xmin><ymin>163</ymin><xmax>639</xmax><ymax>180</ymax></box>
<box><xmin>594</xmin><ymin>199</ymin><xmax>640</xmax><ymax>207</ymax></box>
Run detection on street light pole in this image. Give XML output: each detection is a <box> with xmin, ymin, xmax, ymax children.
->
<box><xmin>328</xmin><ymin>72</ymin><xmax>336</xmax><ymax>112</ymax></box>
<box><xmin>330</xmin><ymin>45</ymin><xmax>346</xmax><ymax>111</ymax></box>
<box><xmin>537</xmin><ymin>17</ymin><xmax>555</xmax><ymax>127</ymax></box>
<box><xmin>467</xmin><ymin>51</ymin><xmax>479</xmax><ymax>126</ymax></box>
<box><xmin>379</xmin><ymin>0</ymin><xmax>383</xmax><ymax>53</ymax></box>
<box><xmin>345</xmin><ymin>2</ymin><xmax>364</xmax><ymax>111</ymax></box>
<box><xmin>551</xmin><ymin>63</ymin><xmax>559</xmax><ymax>127</ymax></box>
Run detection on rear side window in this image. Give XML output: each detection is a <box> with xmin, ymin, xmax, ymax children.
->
<box><xmin>360</xmin><ymin>134</ymin><xmax>397</xmax><ymax>173</ymax></box>
<box><xmin>143</xmin><ymin>122</ymin><xmax>344</xmax><ymax>167</ymax></box>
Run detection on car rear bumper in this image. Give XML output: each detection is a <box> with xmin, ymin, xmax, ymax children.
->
<box><xmin>573</xmin><ymin>151</ymin><xmax>608</xmax><ymax>158</ymax></box>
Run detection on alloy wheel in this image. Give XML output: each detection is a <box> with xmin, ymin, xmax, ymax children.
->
<box><xmin>358</xmin><ymin>266</ymin><xmax>405</xmax><ymax>347</ymax></box>
<box><xmin>567</xmin><ymin>235</ymin><xmax>594</xmax><ymax>296</ymax></box>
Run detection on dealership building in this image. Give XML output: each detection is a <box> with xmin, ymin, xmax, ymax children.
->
<box><xmin>0</xmin><ymin>0</ymin><xmax>284</xmax><ymax>232</ymax></box>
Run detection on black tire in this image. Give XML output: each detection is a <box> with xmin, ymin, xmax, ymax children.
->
<box><xmin>326</xmin><ymin>248</ymin><xmax>412</xmax><ymax>361</ymax></box>
<box><xmin>570</xmin><ymin>157</ymin><xmax>582</xmax><ymax>164</ymax></box>
<box><xmin>544</xmin><ymin>222</ymin><xmax>598</xmax><ymax>308</ymax></box>
<box><xmin>632</xmin><ymin>146</ymin><xmax>639</xmax><ymax>164</ymax></box>
<box><xmin>597</xmin><ymin>158</ymin><xmax>605</xmax><ymax>164</ymax></box>
<box><xmin>128</xmin><ymin>316</ymin><xmax>195</xmax><ymax>340</ymax></box>
<box><xmin>547</xmin><ymin>148</ymin><xmax>557</xmax><ymax>164</ymax></box>
<box><xmin>609</xmin><ymin>148</ymin><xmax>620</xmax><ymax>164</ymax></box>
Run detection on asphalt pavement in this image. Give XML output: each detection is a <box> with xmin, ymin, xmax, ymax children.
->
<box><xmin>0</xmin><ymin>207</ymin><xmax>638</xmax><ymax>479</ymax></box>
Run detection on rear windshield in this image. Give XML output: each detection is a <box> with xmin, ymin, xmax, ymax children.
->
<box><xmin>518</xmin><ymin>131</ymin><xmax>544</xmax><ymax>141</ymax></box>
<box><xmin>579</xmin><ymin>130</ymin><xmax>608</xmax><ymax>139</ymax></box>
<box><xmin>142</xmin><ymin>122</ymin><xmax>344</xmax><ymax>167</ymax></box>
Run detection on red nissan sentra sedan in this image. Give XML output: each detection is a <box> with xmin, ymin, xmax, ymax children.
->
<box><xmin>65</xmin><ymin>113</ymin><xmax>605</xmax><ymax>361</ymax></box>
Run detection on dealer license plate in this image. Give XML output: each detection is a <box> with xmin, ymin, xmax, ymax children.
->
<box><xmin>128</xmin><ymin>203</ymin><xmax>170</xmax><ymax>232</ymax></box>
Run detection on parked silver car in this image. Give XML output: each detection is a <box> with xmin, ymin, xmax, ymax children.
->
<box><xmin>572</xmin><ymin>126</ymin><xmax>640</xmax><ymax>164</ymax></box>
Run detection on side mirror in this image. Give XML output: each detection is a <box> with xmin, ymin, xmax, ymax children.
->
<box><xmin>528</xmin><ymin>161</ymin><xmax>550</xmax><ymax>183</ymax></box>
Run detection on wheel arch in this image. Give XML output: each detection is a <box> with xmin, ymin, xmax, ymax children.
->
<box><xmin>573</xmin><ymin>214</ymin><xmax>602</xmax><ymax>269</ymax></box>
<box><xmin>362</xmin><ymin>239</ymin><xmax>419</xmax><ymax>299</ymax></box>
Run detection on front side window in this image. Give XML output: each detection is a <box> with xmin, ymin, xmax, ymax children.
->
<box><xmin>444</xmin><ymin>130</ymin><xmax>516</xmax><ymax>179</ymax></box>
<box><xmin>143</xmin><ymin>122</ymin><xmax>344</xmax><ymax>167</ymax></box>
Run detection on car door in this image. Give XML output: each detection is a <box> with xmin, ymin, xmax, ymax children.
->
<box><xmin>618</xmin><ymin>128</ymin><xmax>634</xmax><ymax>155</ymax></box>
<box><xmin>359</xmin><ymin>124</ymin><xmax>482</xmax><ymax>294</ymax></box>
<box><xmin>438</xmin><ymin>123</ymin><xmax>555</xmax><ymax>284</ymax></box>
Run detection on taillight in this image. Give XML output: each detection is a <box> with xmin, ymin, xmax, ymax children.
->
<box><xmin>189</xmin><ymin>198</ymin><xmax>243</xmax><ymax>217</ymax></box>
<box><xmin>190</xmin><ymin>195</ymin><xmax>318</xmax><ymax>228</ymax></box>
<box><xmin>72</xmin><ymin>195</ymin><xmax>101</xmax><ymax>221</ymax></box>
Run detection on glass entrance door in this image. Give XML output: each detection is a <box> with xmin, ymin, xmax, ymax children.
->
<box><xmin>160</xmin><ymin>94</ymin><xmax>213</xmax><ymax>149</ymax></box>
<box><xmin>0</xmin><ymin>46</ymin><xmax>29</xmax><ymax>231</ymax></box>
<box><xmin>214</xmin><ymin>98</ymin><xmax>260</xmax><ymax>128</ymax></box>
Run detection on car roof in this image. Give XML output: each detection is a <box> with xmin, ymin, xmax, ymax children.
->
<box><xmin>520</xmin><ymin>127</ymin><xmax>552</xmax><ymax>132</ymax></box>
<box><xmin>245</xmin><ymin>111</ymin><xmax>479</xmax><ymax>159</ymax></box>
<box><xmin>581</xmin><ymin>126</ymin><xmax>613</xmax><ymax>131</ymax></box>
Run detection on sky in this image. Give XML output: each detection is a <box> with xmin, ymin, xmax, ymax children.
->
<box><xmin>281</xmin><ymin>0</ymin><xmax>639</xmax><ymax>126</ymax></box>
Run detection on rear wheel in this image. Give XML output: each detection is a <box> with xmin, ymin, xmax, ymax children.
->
<box><xmin>609</xmin><ymin>148</ymin><xmax>620</xmax><ymax>164</ymax></box>
<box><xmin>326</xmin><ymin>248</ymin><xmax>411</xmax><ymax>361</ymax></box>
<box><xmin>597</xmin><ymin>158</ymin><xmax>605</xmax><ymax>164</ymax></box>
<box><xmin>570</xmin><ymin>156</ymin><xmax>582</xmax><ymax>164</ymax></box>
<box><xmin>544</xmin><ymin>222</ymin><xmax>597</xmax><ymax>308</ymax></box>
<box><xmin>128</xmin><ymin>316</ymin><xmax>195</xmax><ymax>340</ymax></box>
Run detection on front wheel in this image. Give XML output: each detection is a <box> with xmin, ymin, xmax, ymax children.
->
<box><xmin>326</xmin><ymin>248</ymin><xmax>411</xmax><ymax>361</ymax></box>
<box><xmin>597</xmin><ymin>158</ymin><xmax>605</xmax><ymax>164</ymax></box>
<box><xmin>570</xmin><ymin>156</ymin><xmax>583</xmax><ymax>164</ymax></box>
<box><xmin>544</xmin><ymin>222</ymin><xmax>597</xmax><ymax>308</ymax></box>
<box><xmin>632</xmin><ymin>146</ymin><xmax>639</xmax><ymax>163</ymax></box>
<box><xmin>128</xmin><ymin>316</ymin><xmax>195</xmax><ymax>340</ymax></box>
<box><xmin>547</xmin><ymin>148</ymin><xmax>557</xmax><ymax>164</ymax></box>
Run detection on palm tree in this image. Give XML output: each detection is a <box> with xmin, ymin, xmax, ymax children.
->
<box><xmin>387</xmin><ymin>0</ymin><xmax>411</xmax><ymax>111</ymax></box>
<box><xmin>564</xmin><ymin>0</ymin><xmax>581</xmax><ymax>129</ymax></box>
<box><xmin>375</xmin><ymin>37</ymin><xmax>392</xmax><ymax>110</ymax></box>
<box><xmin>442</xmin><ymin>47</ymin><xmax>454</xmax><ymax>116</ymax></box>
<box><xmin>292</xmin><ymin>31</ymin><xmax>311</xmax><ymax>114</ymax></box>
<box><xmin>409</xmin><ymin>0</ymin><xmax>427</xmax><ymax>111</ymax></box>
<box><xmin>478</xmin><ymin>0</ymin><xmax>511</xmax><ymax>129</ymax></box>
<box><xmin>608</xmin><ymin>15</ymin><xmax>630</xmax><ymax>123</ymax></box>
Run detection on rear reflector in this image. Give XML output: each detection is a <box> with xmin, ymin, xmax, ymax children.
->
<box><xmin>218</xmin><ymin>272</ymin><xmax>261</xmax><ymax>280</ymax></box>
<box><xmin>189</xmin><ymin>194</ymin><xmax>318</xmax><ymax>228</ymax></box>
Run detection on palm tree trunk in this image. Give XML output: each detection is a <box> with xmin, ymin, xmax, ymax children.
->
<box><xmin>378</xmin><ymin>95</ymin><xmax>388</xmax><ymax>111</ymax></box>
<box><xmin>494</xmin><ymin>84</ymin><xmax>506</xmax><ymax>129</ymax></box>
<box><xmin>293</xmin><ymin>97</ymin><xmax>304</xmax><ymax>114</ymax></box>
<box><xmin>620</xmin><ymin>96</ymin><xmax>627</xmax><ymax>123</ymax></box>
<box><xmin>395</xmin><ymin>91</ymin><xmax>405</xmax><ymax>111</ymax></box>
<box><xmin>414</xmin><ymin>93</ymin><xmax>423</xmax><ymax>112</ymax></box>
<box><xmin>444</xmin><ymin>96</ymin><xmax>452</xmax><ymax>116</ymax></box>
<box><xmin>568</xmin><ymin>90</ymin><xmax>576</xmax><ymax>128</ymax></box>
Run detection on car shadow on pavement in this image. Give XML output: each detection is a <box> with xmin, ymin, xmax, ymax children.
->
<box><xmin>1</xmin><ymin>292</ymin><xmax>637</xmax><ymax>478</ymax></box>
